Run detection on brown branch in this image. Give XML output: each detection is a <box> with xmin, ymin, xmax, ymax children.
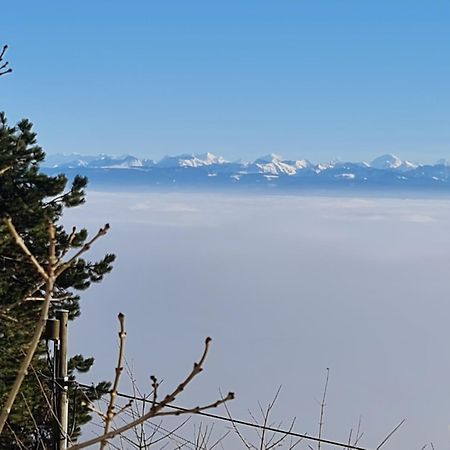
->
<box><xmin>150</xmin><ymin>375</ymin><xmax>159</xmax><ymax>410</ymax></box>
<box><xmin>83</xmin><ymin>402</ymin><xmax>107</xmax><ymax>421</ymax></box>
<box><xmin>5</xmin><ymin>422</ymin><xmax>26</xmax><ymax>449</ymax></box>
<box><xmin>1</xmin><ymin>223</ymin><xmax>111</xmax><ymax>313</ymax></box>
<box><xmin>78</xmin><ymin>387</ymin><xmax>106</xmax><ymax>421</ymax></box>
<box><xmin>67</xmin><ymin>337</ymin><xmax>234</xmax><ymax>450</ymax></box>
<box><xmin>100</xmin><ymin>313</ymin><xmax>127</xmax><ymax>450</ymax></box>
<box><xmin>4</xmin><ymin>217</ymin><xmax>49</xmax><ymax>281</ymax></box>
<box><xmin>154</xmin><ymin>336</ymin><xmax>212</xmax><ymax>412</ymax></box>
<box><xmin>114</xmin><ymin>406</ymin><xmax>191</xmax><ymax>449</ymax></box>
<box><xmin>154</xmin><ymin>394</ymin><xmax>234</xmax><ymax>418</ymax></box>
<box><xmin>0</xmin><ymin>222</ymin><xmax>56</xmax><ymax>434</ymax></box>
<box><xmin>0</xmin><ymin>166</ymin><xmax>12</xmax><ymax>175</ymax></box>
<box><xmin>23</xmin><ymin>295</ymin><xmax>72</xmax><ymax>302</ymax></box>
<box><xmin>60</xmin><ymin>226</ymin><xmax>77</xmax><ymax>260</ymax></box>
<box><xmin>55</xmin><ymin>223</ymin><xmax>110</xmax><ymax>277</ymax></box>
<box><xmin>0</xmin><ymin>312</ymin><xmax>18</xmax><ymax>322</ymax></box>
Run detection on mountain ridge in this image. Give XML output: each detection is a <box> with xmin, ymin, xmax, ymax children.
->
<box><xmin>41</xmin><ymin>153</ymin><xmax>450</xmax><ymax>191</ymax></box>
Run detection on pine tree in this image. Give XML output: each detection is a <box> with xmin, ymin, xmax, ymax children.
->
<box><xmin>0</xmin><ymin>112</ymin><xmax>115</xmax><ymax>448</ymax></box>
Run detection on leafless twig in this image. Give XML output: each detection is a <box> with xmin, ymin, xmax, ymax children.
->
<box><xmin>318</xmin><ymin>368</ymin><xmax>330</xmax><ymax>450</ymax></box>
<box><xmin>0</xmin><ymin>45</ymin><xmax>12</xmax><ymax>76</ymax></box>
<box><xmin>375</xmin><ymin>419</ymin><xmax>405</xmax><ymax>450</ymax></box>
<box><xmin>223</xmin><ymin>388</ymin><xmax>301</xmax><ymax>450</ymax></box>
<box><xmin>101</xmin><ymin>312</ymin><xmax>127</xmax><ymax>449</ymax></box>
<box><xmin>67</xmin><ymin>336</ymin><xmax>234</xmax><ymax>449</ymax></box>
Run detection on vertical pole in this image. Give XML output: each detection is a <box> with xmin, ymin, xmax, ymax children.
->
<box><xmin>53</xmin><ymin>334</ymin><xmax>59</xmax><ymax>450</ymax></box>
<box><xmin>56</xmin><ymin>310</ymin><xmax>69</xmax><ymax>450</ymax></box>
<box><xmin>44</xmin><ymin>318</ymin><xmax>60</xmax><ymax>450</ymax></box>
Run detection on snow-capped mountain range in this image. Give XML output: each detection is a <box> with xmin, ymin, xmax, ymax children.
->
<box><xmin>41</xmin><ymin>153</ymin><xmax>450</xmax><ymax>191</ymax></box>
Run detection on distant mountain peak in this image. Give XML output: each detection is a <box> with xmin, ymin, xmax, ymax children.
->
<box><xmin>195</xmin><ymin>152</ymin><xmax>226</xmax><ymax>163</ymax></box>
<box><xmin>41</xmin><ymin>152</ymin><xmax>450</xmax><ymax>191</ymax></box>
<box><xmin>371</xmin><ymin>154</ymin><xmax>403</xmax><ymax>169</ymax></box>
<box><xmin>157</xmin><ymin>153</ymin><xmax>227</xmax><ymax>168</ymax></box>
<box><xmin>255</xmin><ymin>153</ymin><xmax>283</xmax><ymax>163</ymax></box>
<box><xmin>370</xmin><ymin>154</ymin><xmax>418</xmax><ymax>171</ymax></box>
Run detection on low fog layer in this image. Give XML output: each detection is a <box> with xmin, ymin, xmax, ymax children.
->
<box><xmin>64</xmin><ymin>192</ymin><xmax>450</xmax><ymax>448</ymax></box>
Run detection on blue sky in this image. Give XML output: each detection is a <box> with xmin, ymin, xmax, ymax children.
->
<box><xmin>1</xmin><ymin>1</ymin><xmax>450</xmax><ymax>163</ymax></box>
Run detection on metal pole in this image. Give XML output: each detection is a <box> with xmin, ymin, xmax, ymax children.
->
<box><xmin>43</xmin><ymin>318</ymin><xmax>60</xmax><ymax>450</ymax></box>
<box><xmin>56</xmin><ymin>310</ymin><xmax>69</xmax><ymax>450</ymax></box>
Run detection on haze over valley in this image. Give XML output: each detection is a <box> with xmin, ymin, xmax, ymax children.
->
<box><xmin>64</xmin><ymin>191</ymin><xmax>450</xmax><ymax>449</ymax></box>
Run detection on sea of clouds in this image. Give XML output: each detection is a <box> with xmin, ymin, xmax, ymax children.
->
<box><xmin>63</xmin><ymin>192</ymin><xmax>450</xmax><ymax>448</ymax></box>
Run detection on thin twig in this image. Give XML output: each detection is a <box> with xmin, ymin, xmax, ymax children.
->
<box><xmin>5</xmin><ymin>422</ymin><xmax>26</xmax><ymax>449</ymax></box>
<box><xmin>0</xmin><ymin>165</ymin><xmax>12</xmax><ymax>175</ymax></box>
<box><xmin>67</xmin><ymin>338</ymin><xmax>234</xmax><ymax>450</ymax></box>
<box><xmin>55</xmin><ymin>223</ymin><xmax>110</xmax><ymax>277</ymax></box>
<box><xmin>0</xmin><ymin>44</ymin><xmax>12</xmax><ymax>76</ymax></box>
<box><xmin>375</xmin><ymin>419</ymin><xmax>405</xmax><ymax>450</ymax></box>
<box><xmin>222</xmin><ymin>398</ymin><xmax>254</xmax><ymax>450</ymax></box>
<box><xmin>101</xmin><ymin>313</ymin><xmax>127</xmax><ymax>449</ymax></box>
<box><xmin>318</xmin><ymin>368</ymin><xmax>330</xmax><ymax>450</ymax></box>
<box><xmin>20</xmin><ymin>391</ymin><xmax>46</xmax><ymax>449</ymax></box>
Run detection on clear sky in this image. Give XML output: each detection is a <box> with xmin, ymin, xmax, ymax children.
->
<box><xmin>1</xmin><ymin>1</ymin><xmax>450</xmax><ymax>163</ymax></box>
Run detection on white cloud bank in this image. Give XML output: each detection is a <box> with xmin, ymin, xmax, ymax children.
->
<box><xmin>64</xmin><ymin>193</ymin><xmax>450</xmax><ymax>448</ymax></box>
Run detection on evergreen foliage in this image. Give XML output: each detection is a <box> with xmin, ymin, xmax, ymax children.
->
<box><xmin>0</xmin><ymin>112</ymin><xmax>115</xmax><ymax>448</ymax></box>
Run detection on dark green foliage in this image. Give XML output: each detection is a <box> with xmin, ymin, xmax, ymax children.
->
<box><xmin>0</xmin><ymin>112</ymin><xmax>115</xmax><ymax>448</ymax></box>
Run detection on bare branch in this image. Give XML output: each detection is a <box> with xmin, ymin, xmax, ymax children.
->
<box><xmin>0</xmin><ymin>45</ymin><xmax>12</xmax><ymax>76</ymax></box>
<box><xmin>67</xmin><ymin>337</ymin><xmax>234</xmax><ymax>450</ymax></box>
<box><xmin>1</xmin><ymin>223</ymin><xmax>111</xmax><ymax>313</ymax></box>
<box><xmin>0</xmin><ymin>220</ymin><xmax>110</xmax><ymax>434</ymax></box>
<box><xmin>5</xmin><ymin>422</ymin><xmax>26</xmax><ymax>449</ymax></box>
<box><xmin>222</xmin><ymin>398</ymin><xmax>254</xmax><ymax>450</ymax></box>
<box><xmin>0</xmin><ymin>166</ymin><xmax>12</xmax><ymax>175</ymax></box>
<box><xmin>60</xmin><ymin>226</ymin><xmax>77</xmax><ymax>260</ymax></box>
<box><xmin>4</xmin><ymin>217</ymin><xmax>49</xmax><ymax>281</ymax></box>
<box><xmin>376</xmin><ymin>419</ymin><xmax>405</xmax><ymax>450</ymax></box>
<box><xmin>55</xmin><ymin>223</ymin><xmax>110</xmax><ymax>277</ymax></box>
<box><xmin>101</xmin><ymin>312</ymin><xmax>127</xmax><ymax>450</ymax></box>
<box><xmin>318</xmin><ymin>368</ymin><xmax>330</xmax><ymax>450</ymax></box>
<box><xmin>0</xmin><ymin>222</ymin><xmax>56</xmax><ymax>434</ymax></box>
<box><xmin>20</xmin><ymin>392</ymin><xmax>46</xmax><ymax>449</ymax></box>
